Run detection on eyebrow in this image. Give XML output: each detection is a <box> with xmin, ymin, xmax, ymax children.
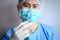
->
<box><xmin>23</xmin><ymin>2</ymin><xmax>39</xmax><ymax>6</ymax></box>
<box><xmin>33</xmin><ymin>4</ymin><xmax>39</xmax><ymax>6</ymax></box>
<box><xmin>23</xmin><ymin>2</ymin><xmax>30</xmax><ymax>6</ymax></box>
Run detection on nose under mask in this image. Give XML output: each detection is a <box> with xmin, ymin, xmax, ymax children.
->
<box><xmin>19</xmin><ymin>8</ymin><xmax>40</xmax><ymax>23</ymax></box>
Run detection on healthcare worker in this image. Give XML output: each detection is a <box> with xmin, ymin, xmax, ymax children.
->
<box><xmin>2</xmin><ymin>0</ymin><xmax>57</xmax><ymax>40</ymax></box>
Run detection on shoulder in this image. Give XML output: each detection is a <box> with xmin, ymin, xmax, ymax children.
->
<box><xmin>39</xmin><ymin>23</ymin><xmax>55</xmax><ymax>32</ymax></box>
<box><xmin>1</xmin><ymin>26</ymin><xmax>15</xmax><ymax>40</ymax></box>
<box><xmin>38</xmin><ymin>23</ymin><xmax>56</xmax><ymax>37</ymax></box>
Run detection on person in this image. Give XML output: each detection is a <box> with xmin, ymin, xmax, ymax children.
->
<box><xmin>1</xmin><ymin>0</ymin><xmax>57</xmax><ymax>40</ymax></box>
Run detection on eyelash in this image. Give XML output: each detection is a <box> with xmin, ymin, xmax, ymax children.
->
<box><xmin>24</xmin><ymin>4</ymin><xmax>29</xmax><ymax>7</ymax></box>
<box><xmin>23</xmin><ymin>4</ymin><xmax>38</xmax><ymax>8</ymax></box>
<box><xmin>33</xmin><ymin>6</ymin><xmax>37</xmax><ymax>8</ymax></box>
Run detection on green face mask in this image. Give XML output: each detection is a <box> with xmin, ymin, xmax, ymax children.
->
<box><xmin>19</xmin><ymin>8</ymin><xmax>40</xmax><ymax>23</ymax></box>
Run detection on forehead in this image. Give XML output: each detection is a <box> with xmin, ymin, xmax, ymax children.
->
<box><xmin>24</xmin><ymin>0</ymin><xmax>39</xmax><ymax>4</ymax></box>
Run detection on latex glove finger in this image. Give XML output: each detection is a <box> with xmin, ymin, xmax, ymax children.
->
<box><xmin>15</xmin><ymin>30</ymin><xmax>30</xmax><ymax>40</ymax></box>
<box><xmin>15</xmin><ymin>21</ymin><xmax>29</xmax><ymax>31</ymax></box>
<box><xmin>22</xmin><ymin>30</ymin><xmax>30</xmax><ymax>38</ymax></box>
<box><xmin>16</xmin><ymin>30</ymin><xmax>30</xmax><ymax>38</ymax></box>
<box><xmin>15</xmin><ymin>27</ymin><xmax>30</xmax><ymax>35</ymax></box>
<box><xmin>20</xmin><ymin>23</ymin><xmax>32</xmax><ymax>31</ymax></box>
<box><xmin>15</xmin><ymin>22</ymin><xmax>32</xmax><ymax>32</ymax></box>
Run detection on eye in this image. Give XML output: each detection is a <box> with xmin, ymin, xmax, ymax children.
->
<box><xmin>33</xmin><ymin>5</ymin><xmax>37</xmax><ymax>8</ymax></box>
<box><xmin>23</xmin><ymin>4</ymin><xmax>30</xmax><ymax>8</ymax></box>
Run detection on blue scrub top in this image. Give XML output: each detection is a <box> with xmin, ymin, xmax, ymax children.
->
<box><xmin>1</xmin><ymin>23</ymin><xmax>57</xmax><ymax>40</ymax></box>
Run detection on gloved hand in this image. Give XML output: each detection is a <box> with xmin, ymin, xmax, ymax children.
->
<box><xmin>11</xmin><ymin>21</ymin><xmax>32</xmax><ymax>40</ymax></box>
